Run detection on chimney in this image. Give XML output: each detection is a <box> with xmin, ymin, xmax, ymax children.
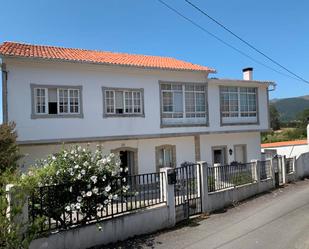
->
<box><xmin>243</xmin><ymin>67</ymin><xmax>253</xmax><ymax>80</ymax></box>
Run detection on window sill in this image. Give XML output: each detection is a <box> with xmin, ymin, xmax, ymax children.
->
<box><xmin>221</xmin><ymin>117</ymin><xmax>258</xmax><ymax>126</ymax></box>
<box><xmin>31</xmin><ymin>114</ymin><xmax>84</xmax><ymax>119</ymax></box>
<box><xmin>103</xmin><ymin>113</ymin><xmax>145</xmax><ymax>118</ymax></box>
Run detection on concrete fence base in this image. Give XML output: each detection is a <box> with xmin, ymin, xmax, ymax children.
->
<box><xmin>8</xmin><ymin>160</ymin><xmax>288</xmax><ymax>249</ymax></box>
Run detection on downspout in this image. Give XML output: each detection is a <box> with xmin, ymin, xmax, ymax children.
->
<box><xmin>1</xmin><ymin>59</ymin><xmax>8</xmax><ymax>123</ymax></box>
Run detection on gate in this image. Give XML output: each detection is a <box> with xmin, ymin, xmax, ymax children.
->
<box><xmin>174</xmin><ymin>163</ymin><xmax>202</xmax><ymax>223</ymax></box>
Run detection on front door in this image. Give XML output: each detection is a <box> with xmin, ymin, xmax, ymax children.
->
<box><xmin>119</xmin><ymin>150</ymin><xmax>135</xmax><ymax>176</ymax></box>
<box><xmin>213</xmin><ymin>147</ymin><xmax>226</xmax><ymax>165</ymax></box>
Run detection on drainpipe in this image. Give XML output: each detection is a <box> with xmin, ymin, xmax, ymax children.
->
<box><xmin>1</xmin><ymin>60</ymin><xmax>8</xmax><ymax>123</ymax></box>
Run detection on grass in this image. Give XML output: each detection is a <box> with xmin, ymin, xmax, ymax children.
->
<box><xmin>261</xmin><ymin>127</ymin><xmax>307</xmax><ymax>143</ymax></box>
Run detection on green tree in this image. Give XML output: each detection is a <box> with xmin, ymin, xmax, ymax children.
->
<box><xmin>296</xmin><ymin>108</ymin><xmax>309</xmax><ymax>129</ymax></box>
<box><xmin>0</xmin><ymin>122</ymin><xmax>22</xmax><ymax>177</ymax></box>
<box><xmin>269</xmin><ymin>104</ymin><xmax>281</xmax><ymax>130</ymax></box>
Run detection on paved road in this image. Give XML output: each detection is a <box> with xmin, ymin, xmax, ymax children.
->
<box><xmin>106</xmin><ymin>180</ymin><xmax>309</xmax><ymax>249</ymax></box>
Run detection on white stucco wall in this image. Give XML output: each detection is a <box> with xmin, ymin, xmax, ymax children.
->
<box><xmin>19</xmin><ymin>136</ymin><xmax>196</xmax><ymax>173</ymax></box>
<box><xmin>5</xmin><ymin>58</ymin><xmax>270</xmax><ymax>143</ymax></box>
<box><xmin>200</xmin><ymin>131</ymin><xmax>261</xmax><ymax>165</ymax></box>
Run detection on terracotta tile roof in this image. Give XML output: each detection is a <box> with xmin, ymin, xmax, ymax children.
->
<box><xmin>261</xmin><ymin>139</ymin><xmax>308</xmax><ymax>148</ymax></box>
<box><xmin>0</xmin><ymin>41</ymin><xmax>216</xmax><ymax>73</ymax></box>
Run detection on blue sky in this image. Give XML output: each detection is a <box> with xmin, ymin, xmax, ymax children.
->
<box><xmin>1</xmin><ymin>0</ymin><xmax>308</xmax><ymax>121</ymax></box>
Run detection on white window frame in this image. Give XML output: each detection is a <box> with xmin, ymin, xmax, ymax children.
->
<box><xmin>220</xmin><ymin>86</ymin><xmax>258</xmax><ymax>125</ymax></box>
<box><xmin>103</xmin><ymin>87</ymin><xmax>144</xmax><ymax>117</ymax></box>
<box><xmin>160</xmin><ymin>82</ymin><xmax>208</xmax><ymax>127</ymax></box>
<box><xmin>31</xmin><ymin>84</ymin><xmax>83</xmax><ymax>119</ymax></box>
<box><xmin>57</xmin><ymin>88</ymin><xmax>81</xmax><ymax>115</ymax></box>
<box><xmin>34</xmin><ymin>87</ymin><xmax>48</xmax><ymax>115</ymax></box>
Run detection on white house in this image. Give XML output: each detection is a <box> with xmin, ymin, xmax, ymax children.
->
<box><xmin>0</xmin><ymin>42</ymin><xmax>274</xmax><ymax>174</ymax></box>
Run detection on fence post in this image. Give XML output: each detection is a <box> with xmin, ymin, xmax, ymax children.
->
<box><xmin>282</xmin><ymin>156</ymin><xmax>287</xmax><ymax>184</ymax></box>
<box><xmin>270</xmin><ymin>157</ymin><xmax>276</xmax><ymax>187</ymax></box>
<box><xmin>213</xmin><ymin>163</ymin><xmax>221</xmax><ymax>190</ymax></box>
<box><xmin>160</xmin><ymin>168</ymin><xmax>176</xmax><ymax>227</ymax></box>
<box><xmin>251</xmin><ymin>160</ymin><xmax>259</xmax><ymax>182</ymax></box>
<box><xmin>6</xmin><ymin>184</ymin><xmax>29</xmax><ymax>235</ymax></box>
<box><xmin>197</xmin><ymin>161</ymin><xmax>209</xmax><ymax>213</ymax></box>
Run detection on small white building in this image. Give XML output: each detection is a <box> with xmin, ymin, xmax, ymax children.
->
<box><xmin>262</xmin><ymin>140</ymin><xmax>309</xmax><ymax>159</ymax></box>
<box><xmin>0</xmin><ymin>42</ymin><xmax>274</xmax><ymax>173</ymax></box>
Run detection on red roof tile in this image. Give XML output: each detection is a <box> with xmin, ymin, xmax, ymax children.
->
<box><xmin>261</xmin><ymin>139</ymin><xmax>308</xmax><ymax>148</ymax></box>
<box><xmin>0</xmin><ymin>42</ymin><xmax>216</xmax><ymax>73</ymax></box>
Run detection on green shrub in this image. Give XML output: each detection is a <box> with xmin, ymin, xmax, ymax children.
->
<box><xmin>22</xmin><ymin>145</ymin><xmax>129</xmax><ymax>228</ymax></box>
<box><xmin>231</xmin><ymin>172</ymin><xmax>253</xmax><ymax>186</ymax></box>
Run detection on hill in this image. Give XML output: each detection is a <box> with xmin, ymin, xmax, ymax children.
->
<box><xmin>271</xmin><ymin>95</ymin><xmax>309</xmax><ymax>122</ymax></box>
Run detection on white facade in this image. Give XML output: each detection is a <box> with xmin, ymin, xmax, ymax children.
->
<box><xmin>3</xmin><ymin>57</ymin><xmax>272</xmax><ymax>172</ymax></box>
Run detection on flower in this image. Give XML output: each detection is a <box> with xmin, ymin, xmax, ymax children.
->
<box><xmin>77</xmin><ymin>174</ymin><xmax>82</xmax><ymax>180</ymax></box>
<box><xmin>113</xmin><ymin>194</ymin><xmax>118</xmax><ymax>200</ymax></box>
<box><xmin>70</xmin><ymin>171</ymin><xmax>74</xmax><ymax>176</ymax></box>
<box><xmin>92</xmin><ymin>187</ymin><xmax>99</xmax><ymax>195</ymax></box>
<box><xmin>52</xmin><ymin>156</ymin><xmax>56</xmax><ymax>161</ymax></box>
<box><xmin>77</xmin><ymin>196</ymin><xmax>82</xmax><ymax>202</ymax></box>
<box><xmin>86</xmin><ymin>191</ymin><xmax>92</xmax><ymax>197</ymax></box>
<box><xmin>81</xmin><ymin>169</ymin><xmax>86</xmax><ymax>175</ymax></box>
<box><xmin>105</xmin><ymin>185</ymin><xmax>111</xmax><ymax>192</ymax></box>
<box><xmin>65</xmin><ymin>205</ymin><xmax>71</xmax><ymax>211</ymax></box>
<box><xmin>83</xmin><ymin>161</ymin><xmax>89</xmax><ymax>167</ymax></box>
<box><xmin>90</xmin><ymin>176</ymin><xmax>97</xmax><ymax>184</ymax></box>
<box><xmin>74</xmin><ymin>165</ymin><xmax>79</xmax><ymax>169</ymax></box>
<box><xmin>75</xmin><ymin>203</ymin><xmax>81</xmax><ymax>210</ymax></box>
<box><xmin>104</xmin><ymin>199</ymin><xmax>109</xmax><ymax>205</ymax></box>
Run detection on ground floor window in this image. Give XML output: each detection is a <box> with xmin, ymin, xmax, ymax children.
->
<box><xmin>234</xmin><ymin>144</ymin><xmax>247</xmax><ymax>164</ymax></box>
<box><xmin>155</xmin><ymin>145</ymin><xmax>176</xmax><ymax>171</ymax></box>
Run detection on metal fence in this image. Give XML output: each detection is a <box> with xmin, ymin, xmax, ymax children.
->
<box><xmin>174</xmin><ymin>163</ymin><xmax>202</xmax><ymax>219</ymax></box>
<box><xmin>259</xmin><ymin>160</ymin><xmax>272</xmax><ymax>180</ymax></box>
<box><xmin>207</xmin><ymin>162</ymin><xmax>256</xmax><ymax>192</ymax></box>
<box><xmin>285</xmin><ymin>157</ymin><xmax>294</xmax><ymax>174</ymax></box>
<box><xmin>28</xmin><ymin>172</ymin><xmax>166</xmax><ymax>234</ymax></box>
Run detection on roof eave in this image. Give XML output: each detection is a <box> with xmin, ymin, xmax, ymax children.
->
<box><xmin>0</xmin><ymin>54</ymin><xmax>216</xmax><ymax>74</ymax></box>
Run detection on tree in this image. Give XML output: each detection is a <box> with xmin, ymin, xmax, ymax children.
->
<box><xmin>269</xmin><ymin>104</ymin><xmax>281</xmax><ymax>131</ymax></box>
<box><xmin>296</xmin><ymin>108</ymin><xmax>309</xmax><ymax>129</ymax></box>
<box><xmin>0</xmin><ymin>122</ymin><xmax>22</xmax><ymax>176</ymax></box>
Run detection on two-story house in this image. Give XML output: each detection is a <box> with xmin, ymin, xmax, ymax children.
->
<box><xmin>0</xmin><ymin>42</ymin><xmax>274</xmax><ymax>174</ymax></box>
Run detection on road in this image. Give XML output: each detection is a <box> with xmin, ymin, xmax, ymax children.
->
<box><xmin>105</xmin><ymin>179</ymin><xmax>309</xmax><ymax>249</ymax></box>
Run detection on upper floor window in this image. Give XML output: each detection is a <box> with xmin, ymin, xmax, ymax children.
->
<box><xmin>220</xmin><ymin>86</ymin><xmax>258</xmax><ymax>125</ymax></box>
<box><xmin>103</xmin><ymin>87</ymin><xmax>144</xmax><ymax>117</ymax></box>
<box><xmin>160</xmin><ymin>82</ymin><xmax>208</xmax><ymax>127</ymax></box>
<box><xmin>31</xmin><ymin>84</ymin><xmax>83</xmax><ymax>119</ymax></box>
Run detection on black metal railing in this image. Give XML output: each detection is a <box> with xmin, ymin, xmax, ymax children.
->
<box><xmin>207</xmin><ymin>162</ymin><xmax>256</xmax><ymax>192</ymax></box>
<box><xmin>29</xmin><ymin>172</ymin><xmax>166</xmax><ymax>234</ymax></box>
<box><xmin>285</xmin><ymin>157</ymin><xmax>294</xmax><ymax>174</ymax></box>
<box><xmin>174</xmin><ymin>164</ymin><xmax>200</xmax><ymax>207</ymax></box>
<box><xmin>259</xmin><ymin>160</ymin><xmax>272</xmax><ymax>180</ymax></box>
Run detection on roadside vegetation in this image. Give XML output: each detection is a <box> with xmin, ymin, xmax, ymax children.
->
<box><xmin>0</xmin><ymin>122</ymin><xmax>126</xmax><ymax>248</ymax></box>
<box><xmin>261</xmin><ymin>106</ymin><xmax>308</xmax><ymax>143</ymax></box>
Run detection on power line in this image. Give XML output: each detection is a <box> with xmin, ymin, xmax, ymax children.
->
<box><xmin>184</xmin><ymin>0</ymin><xmax>309</xmax><ymax>85</ymax></box>
<box><xmin>157</xmin><ymin>0</ymin><xmax>300</xmax><ymax>82</ymax></box>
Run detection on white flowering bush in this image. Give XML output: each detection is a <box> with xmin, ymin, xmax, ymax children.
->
<box><xmin>22</xmin><ymin>145</ymin><xmax>129</xmax><ymax>229</ymax></box>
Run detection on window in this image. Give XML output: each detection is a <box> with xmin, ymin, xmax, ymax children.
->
<box><xmin>160</xmin><ymin>82</ymin><xmax>207</xmax><ymax>126</ymax></box>
<box><xmin>234</xmin><ymin>144</ymin><xmax>247</xmax><ymax>163</ymax></box>
<box><xmin>103</xmin><ymin>88</ymin><xmax>144</xmax><ymax>117</ymax></box>
<box><xmin>31</xmin><ymin>84</ymin><xmax>83</xmax><ymax>118</ymax></box>
<box><xmin>155</xmin><ymin>145</ymin><xmax>176</xmax><ymax>171</ymax></box>
<box><xmin>220</xmin><ymin>86</ymin><xmax>257</xmax><ymax>124</ymax></box>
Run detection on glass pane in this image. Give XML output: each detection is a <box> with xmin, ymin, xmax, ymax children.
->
<box><xmin>173</xmin><ymin>92</ymin><xmax>183</xmax><ymax>112</ymax></box>
<box><xmin>162</xmin><ymin>92</ymin><xmax>173</xmax><ymax>112</ymax></box>
<box><xmin>185</xmin><ymin>92</ymin><xmax>195</xmax><ymax>112</ymax></box>
<box><xmin>196</xmin><ymin>93</ymin><xmax>205</xmax><ymax>112</ymax></box>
